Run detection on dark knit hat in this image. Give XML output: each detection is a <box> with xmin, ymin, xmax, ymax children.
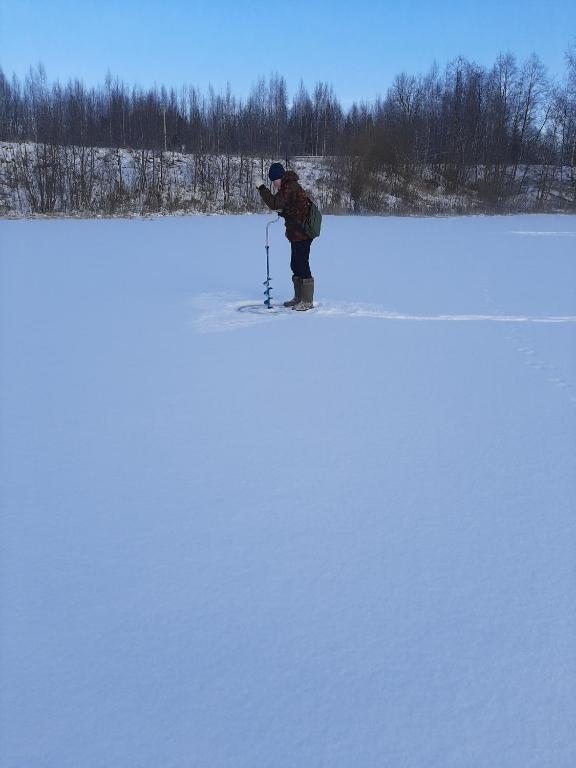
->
<box><xmin>268</xmin><ymin>162</ymin><xmax>285</xmax><ymax>182</ymax></box>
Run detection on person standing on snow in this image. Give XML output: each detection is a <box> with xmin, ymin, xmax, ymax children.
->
<box><xmin>255</xmin><ymin>163</ymin><xmax>314</xmax><ymax>311</ymax></box>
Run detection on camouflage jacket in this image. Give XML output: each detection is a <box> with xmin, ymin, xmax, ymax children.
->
<box><xmin>258</xmin><ymin>170</ymin><xmax>310</xmax><ymax>242</ymax></box>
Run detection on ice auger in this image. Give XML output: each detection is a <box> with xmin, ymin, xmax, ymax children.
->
<box><xmin>263</xmin><ymin>216</ymin><xmax>280</xmax><ymax>309</ymax></box>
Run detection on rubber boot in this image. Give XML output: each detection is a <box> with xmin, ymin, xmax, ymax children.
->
<box><xmin>283</xmin><ymin>275</ymin><xmax>302</xmax><ymax>307</ymax></box>
<box><xmin>294</xmin><ymin>277</ymin><xmax>314</xmax><ymax>311</ymax></box>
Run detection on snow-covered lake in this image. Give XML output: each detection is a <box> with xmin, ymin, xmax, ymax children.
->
<box><xmin>1</xmin><ymin>214</ymin><xmax>575</xmax><ymax>767</ymax></box>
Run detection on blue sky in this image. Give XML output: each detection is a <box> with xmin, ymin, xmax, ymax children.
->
<box><xmin>1</xmin><ymin>0</ymin><xmax>575</xmax><ymax>104</ymax></box>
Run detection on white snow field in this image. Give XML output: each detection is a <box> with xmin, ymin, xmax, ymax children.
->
<box><xmin>1</xmin><ymin>213</ymin><xmax>576</xmax><ymax>768</ymax></box>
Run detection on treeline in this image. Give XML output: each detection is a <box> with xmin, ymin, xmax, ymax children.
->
<box><xmin>0</xmin><ymin>67</ymin><xmax>340</xmax><ymax>157</ymax></box>
<box><xmin>1</xmin><ymin>49</ymin><xmax>575</xmax><ymax>213</ymax></box>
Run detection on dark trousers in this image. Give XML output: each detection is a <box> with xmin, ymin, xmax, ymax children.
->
<box><xmin>290</xmin><ymin>239</ymin><xmax>313</xmax><ymax>279</ymax></box>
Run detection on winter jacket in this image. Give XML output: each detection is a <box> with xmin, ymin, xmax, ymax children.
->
<box><xmin>258</xmin><ymin>170</ymin><xmax>310</xmax><ymax>243</ymax></box>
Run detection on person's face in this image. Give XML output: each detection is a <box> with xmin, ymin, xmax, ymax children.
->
<box><xmin>273</xmin><ymin>178</ymin><xmax>282</xmax><ymax>190</ymax></box>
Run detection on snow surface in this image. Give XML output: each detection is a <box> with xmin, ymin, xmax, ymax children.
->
<box><xmin>1</xmin><ymin>213</ymin><xmax>575</xmax><ymax>767</ymax></box>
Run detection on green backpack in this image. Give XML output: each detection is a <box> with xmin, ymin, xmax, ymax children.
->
<box><xmin>290</xmin><ymin>196</ymin><xmax>323</xmax><ymax>239</ymax></box>
<box><xmin>305</xmin><ymin>197</ymin><xmax>322</xmax><ymax>239</ymax></box>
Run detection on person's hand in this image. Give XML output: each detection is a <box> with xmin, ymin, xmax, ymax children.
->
<box><xmin>255</xmin><ymin>177</ymin><xmax>266</xmax><ymax>189</ymax></box>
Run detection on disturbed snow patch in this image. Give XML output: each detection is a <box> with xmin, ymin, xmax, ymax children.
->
<box><xmin>190</xmin><ymin>294</ymin><xmax>576</xmax><ymax>334</ymax></box>
<box><xmin>509</xmin><ymin>230</ymin><xmax>576</xmax><ymax>237</ymax></box>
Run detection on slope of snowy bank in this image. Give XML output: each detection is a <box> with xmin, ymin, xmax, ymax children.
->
<box><xmin>1</xmin><ymin>214</ymin><xmax>575</xmax><ymax>767</ymax></box>
<box><xmin>2</xmin><ymin>142</ymin><xmax>574</xmax><ymax>216</ymax></box>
